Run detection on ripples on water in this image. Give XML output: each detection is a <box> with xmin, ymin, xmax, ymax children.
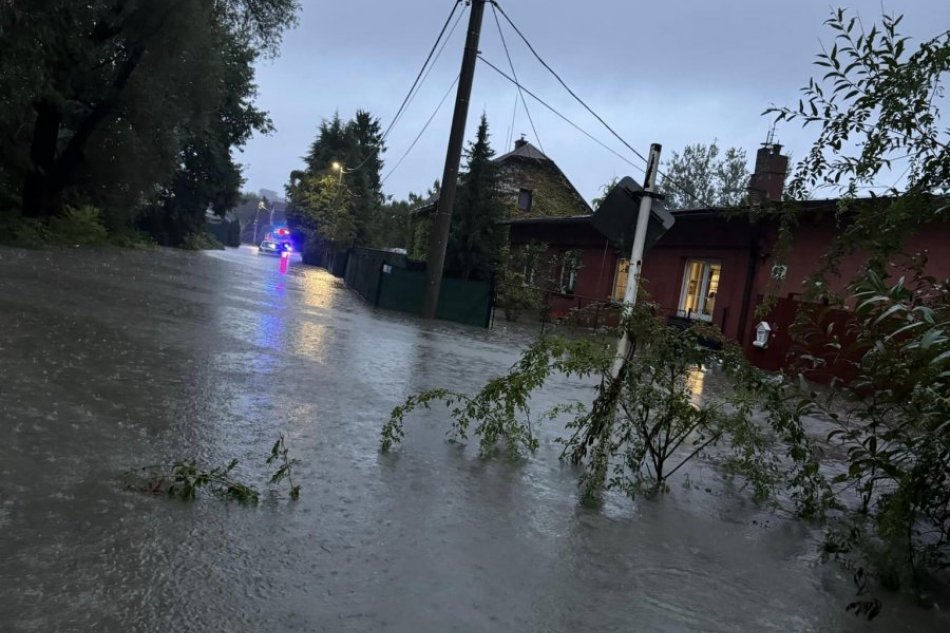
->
<box><xmin>0</xmin><ymin>246</ymin><xmax>945</xmax><ymax>632</ymax></box>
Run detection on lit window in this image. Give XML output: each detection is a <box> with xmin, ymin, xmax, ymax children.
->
<box><xmin>612</xmin><ymin>258</ymin><xmax>630</xmax><ymax>301</ymax></box>
<box><xmin>518</xmin><ymin>189</ymin><xmax>533</xmax><ymax>212</ymax></box>
<box><xmin>678</xmin><ymin>260</ymin><xmax>721</xmax><ymax>321</ymax></box>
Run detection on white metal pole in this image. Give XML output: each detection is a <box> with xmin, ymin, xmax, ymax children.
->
<box><xmin>609</xmin><ymin>143</ymin><xmax>662</xmax><ymax>378</ymax></box>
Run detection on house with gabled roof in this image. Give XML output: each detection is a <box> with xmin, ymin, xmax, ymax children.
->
<box><xmin>408</xmin><ymin>137</ymin><xmax>591</xmax><ymax>260</ymax></box>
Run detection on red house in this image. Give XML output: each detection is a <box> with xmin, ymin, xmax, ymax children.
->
<box><xmin>504</xmin><ymin>143</ymin><xmax>950</xmax><ymax>374</ymax></box>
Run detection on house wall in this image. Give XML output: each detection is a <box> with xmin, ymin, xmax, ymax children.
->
<box><xmin>498</xmin><ymin>159</ymin><xmax>591</xmax><ymax>219</ymax></box>
<box><xmin>505</xmin><ymin>211</ymin><xmax>950</xmax><ymax>377</ymax></box>
<box><xmin>509</xmin><ymin>222</ymin><xmax>620</xmax><ymax>318</ymax></box>
<box><xmin>642</xmin><ymin>216</ymin><xmax>760</xmax><ymax>343</ymax></box>
<box><xmin>759</xmin><ymin>214</ymin><xmax>950</xmax><ymax>299</ymax></box>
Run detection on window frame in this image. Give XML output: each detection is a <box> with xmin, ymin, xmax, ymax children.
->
<box><xmin>518</xmin><ymin>188</ymin><xmax>533</xmax><ymax>213</ymax></box>
<box><xmin>560</xmin><ymin>251</ymin><xmax>580</xmax><ymax>295</ymax></box>
<box><xmin>612</xmin><ymin>258</ymin><xmax>630</xmax><ymax>301</ymax></box>
<box><xmin>677</xmin><ymin>259</ymin><xmax>721</xmax><ymax>322</ymax></box>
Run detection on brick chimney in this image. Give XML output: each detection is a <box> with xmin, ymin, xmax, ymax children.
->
<box><xmin>747</xmin><ymin>143</ymin><xmax>789</xmax><ymax>203</ymax></box>
<box><xmin>514</xmin><ymin>135</ymin><xmax>528</xmax><ymax>150</ymax></box>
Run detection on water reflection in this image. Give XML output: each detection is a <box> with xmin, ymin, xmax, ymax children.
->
<box><xmin>3</xmin><ymin>247</ymin><xmax>947</xmax><ymax>633</ymax></box>
<box><xmin>686</xmin><ymin>365</ymin><xmax>706</xmax><ymax>407</ymax></box>
<box><xmin>297</xmin><ymin>268</ymin><xmax>339</xmax><ymax>312</ymax></box>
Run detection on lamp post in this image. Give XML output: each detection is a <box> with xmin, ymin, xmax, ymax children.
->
<box><xmin>331</xmin><ymin>161</ymin><xmax>348</xmax><ymax>186</ymax></box>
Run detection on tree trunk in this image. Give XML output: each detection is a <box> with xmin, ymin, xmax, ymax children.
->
<box><xmin>21</xmin><ymin>46</ymin><xmax>144</xmax><ymax>219</ymax></box>
<box><xmin>21</xmin><ymin>100</ymin><xmax>62</xmax><ymax>218</ymax></box>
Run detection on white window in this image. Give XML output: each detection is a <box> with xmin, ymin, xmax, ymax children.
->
<box><xmin>678</xmin><ymin>260</ymin><xmax>721</xmax><ymax>321</ymax></box>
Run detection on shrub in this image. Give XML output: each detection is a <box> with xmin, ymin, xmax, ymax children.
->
<box><xmin>382</xmin><ymin>302</ymin><xmax>800</xmax><ymax>505</ymax></box>
<box><xmin>181</xmin><ymin>232</ymin><xmax>225</xmax><ymax>251</ymax></box>
<box><xmin>47</xmin><ymin>205</ymin><xmax>109</xmax><ymax>245</ymax></box>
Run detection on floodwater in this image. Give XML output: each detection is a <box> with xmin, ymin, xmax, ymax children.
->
<box><xmin>0</xmin><ymin>245</ymin><xmax>945</xmax><ymax>632</ymax></box>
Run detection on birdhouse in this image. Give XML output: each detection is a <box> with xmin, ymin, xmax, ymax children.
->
<box><xmin>753</xmin><ymin>322</ymin><xmax>773</xmax><ymax>348</ymax></box>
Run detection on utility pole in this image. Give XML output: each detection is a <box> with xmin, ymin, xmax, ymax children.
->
<box><xmin>570</xmin><ymin>143</ymin><xmax>662</xmax><ymax>464</ymax></box>
<box><xmin>610</xmin><ymin>143</ymin><xmax>662</xmax><ymax>378</ymax></box>
<box><xmin>422</xmin><ymin>0</ymin><xmax>487</xmax><ymax>319</ymax></box>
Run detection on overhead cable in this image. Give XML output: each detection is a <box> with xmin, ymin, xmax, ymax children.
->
<box><xmin>490</xmin><ymin>1</ymin><xmax>543</xmax><ymax>152</ymax></box>
<box><xmin>382</xmin><ymin>74</ymin><xmax>462</xmax><ymax>184</ymax></box>
<box><xmin>478</xmin><ymin>56</ymin><xmax>642</xmax><ymax>171</ymax></box>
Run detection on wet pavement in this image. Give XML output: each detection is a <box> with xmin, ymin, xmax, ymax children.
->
<box><xmin>0</xmin><ymin>245</ymin><xmax>946</xmax><ymax>632</ymax></box>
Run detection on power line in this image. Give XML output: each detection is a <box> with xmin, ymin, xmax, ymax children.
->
<box><xmin>491</xmin><ymin>1</ymin><xmax>646</xmax><ymax>164</ymax></box>
<box><xmin>382</xmin><ymin>0</ymin><xmax>462</xmax><ymax>142</ymax></box>
<box><xmin>478</xmin><ymin>56</ymin><xmax>642</xmax><ymax>171</ymax></box>
<box><xmin>347</xmin><ymin>0</ymin><xmax>463</xmax><ymax>173</ymax></box>
<box><xmin>490</xmin><ymin>1</ymin><xmax>543</xmax><ymax>152</ymax></box>
<box><xmin>382</xmin><ymin>74</ymin><xmax>462</xmax><ymax>185</ymax></box>
<box><xmin>491</xmin><ymin>1</ymin><xmax>704</xmax><ymax>206</ymax></box>
<box><xmin>505</xmin><ymin>92</ymin><xmax>519</xmax><ymax>150</ymax></box>
<box><xmin>400</xmin><ymin>4</ymin><xmax>467</xmax><ymax>134</ymax></box>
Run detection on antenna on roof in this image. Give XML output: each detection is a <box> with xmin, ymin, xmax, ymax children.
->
<box><xmin>764</xmin><ymin>123</ymin><xmax>777</xmax><ymax>147</ymax></box>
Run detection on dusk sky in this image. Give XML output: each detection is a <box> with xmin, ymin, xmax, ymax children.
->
<box><xmin>239</xmin><ymin>1</ymin><xmax>949</xmax><ymax>203</ymax></box>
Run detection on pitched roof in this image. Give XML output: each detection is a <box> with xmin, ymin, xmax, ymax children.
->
<box><xmin>495</xmin><ymin>140</ymin><xmax>551</xmax><ymax>163</ymax></box>
<box><xmin>498</xmin><ymin>214</ymin><xmax>592</xmax><ymax>226</ymax></box>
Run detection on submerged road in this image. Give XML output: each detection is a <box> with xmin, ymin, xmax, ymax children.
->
<box><xmin>0</xmin><ymin>245</ymin><xmax>944</xmax><ymax>632</ymax></box>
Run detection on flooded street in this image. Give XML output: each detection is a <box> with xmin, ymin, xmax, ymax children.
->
<box><xmin>0</xmin><ymin>245</ymin><xmax>945</xmax><ymax>632</ymax></box>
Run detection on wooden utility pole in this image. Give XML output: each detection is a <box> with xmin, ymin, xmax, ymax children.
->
<box><xmin>422</xmin><ymin>0</ymin><xmax>487</xmax><ymax>319</ymax></box>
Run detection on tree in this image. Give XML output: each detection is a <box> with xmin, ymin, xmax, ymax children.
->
<box><xmin>768</xmin><ymin>10</ymin><xmax>948</xmax><ymax>263</ymax></box>
<box><xmin>138</xmin><ymin>31</ymin><xmax>273</xmax><ymax>245</ymax></box>
<box><xmin>658</xmin><ymin>141</ymin><xmax>749</xmax><ymax>209</ymax></box>
<box><xmin>286</xmin><ymin>110</ymin><xmax>385</xmax><ymax>257</ymax></box>
<box><xmin>767</xmin><ymin>9</ymin><xmax>950</xmax><ymax>609</ymax></box>
<box><xmin>286</xmin><ymin>172</ymin><xmax>354</xmax><ymax>249</ymax></box>
<box><xmin>368</xmin><ymin>197</ymin><xmax>412</xmax><ymax>250</ymax></box>
<box><xmin>381</xmin><ymin>301</ymin><xmax>792</xmax><ymax>507</ymax></box>
<box><xmin>0</xmin><ymin>0</ymin><xmax>298</xmax><ymax>242</ymax></box>
<box><xmin>447</xmin><ymin>114</ymin><xmax>506</xmax><ymax>280</ymax></box>
<box><xmin>591</xmin><ymin>177</ymin><xmax>620</xmax><ymax>209</ymax></box>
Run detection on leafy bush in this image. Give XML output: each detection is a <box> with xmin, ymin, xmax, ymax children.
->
<box><xmin>181</xmin><ymin>232</ymin><xmax>225</xmax><ymax>251</ymax></box>
<box><xmin>560</xmin><ymin>305</ymin><xmax>799</xmax><ymax>504</ymax></box>
<box><xmin>802</xmin><ymin>267</ymin><xmax>950</xmax><ymax>601</ymax></box>
<box><xmin>47</xmin><ymin>205</ymin><xmax>109</xmax><ymax>245</ymax></box>
<box><xmin>110</xmin><ymin>228</ymin><xmax>156</xmax><ymax>249</ymax></box>
<box><xmin>0</xmin><ymin>213</ymin><xmax>51</xmax><ymax>248</ymax></box>
<box><xmin>127</xmin><ymin>435</ymin><xmax>301</xmax><ymax>503</ymax></box>
<box><xmin>382</xmin><ymin>302</ymin><xmax>802</xmax><ymax>505</ymax></box>
<box><xmin>0</xmin><ymin>206</ymin><xmax>111</xmax><ymax>248</ymax></box>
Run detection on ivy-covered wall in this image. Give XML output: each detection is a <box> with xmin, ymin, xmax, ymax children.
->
<box><xmin>408</xmin><ymin>153</ymin><xmax>590</xmax><ymax>261</ymax></box>
<box><xmin>497</xmin><ymin>158</ymin><xmax>591</xmax><ymax>219</ymax></box>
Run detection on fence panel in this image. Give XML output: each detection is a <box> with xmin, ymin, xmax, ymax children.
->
<box><xmin>377</xmin><ymin>268</ymin><xmax>492</xmax><ymax>328</ymax></box>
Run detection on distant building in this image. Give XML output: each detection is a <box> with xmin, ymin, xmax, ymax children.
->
<box><xmin>409</xmin><ymin>137</ymin><xmax>591</xmax><ymax>259</ymax></box>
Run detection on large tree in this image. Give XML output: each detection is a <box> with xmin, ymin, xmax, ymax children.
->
<box><xmin>658</xmin><ymin>141</ymin><xmax>749</xmax><ymax>209</ymax></box>
<box><xmin>0</xmin><ymin>0</ymin><xmax>298</xmax><ymax>242</ymax></box>
<box><xmin>447</xmin><ymin>114</ymin><xmax>506</xmax><ymax>280</ymax></box>
<box><xmin>286</xmin><ymin>110</ymin><xmax>385</xmax><ymax>257</ymax></box>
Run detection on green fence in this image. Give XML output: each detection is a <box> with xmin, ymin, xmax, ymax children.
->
<box><xmin>345</xmin><ymin>248</ymin><xmax>492</xmax><ymax>328</ymax></box>
<box><xmin>205</xmin><ymin>218</ymin><xmax>241</xmax><ymax>247</ymax></box>
<box><xmin>344</xmin><ymin>248</ymin><xmax>407</xmax><ymax>303</ymax></box>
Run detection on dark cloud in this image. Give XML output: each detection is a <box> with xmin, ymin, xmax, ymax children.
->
<box><xmin>240</xmin><ymin>0</ymin><xmax>949</xmax><ymax>202</ymax></box>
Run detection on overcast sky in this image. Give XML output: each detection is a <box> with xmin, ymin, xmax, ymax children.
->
<box><xmin>239</xmin><ymin>0</ymin><xmax>949</xmax><ymax>203</ymax></box>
